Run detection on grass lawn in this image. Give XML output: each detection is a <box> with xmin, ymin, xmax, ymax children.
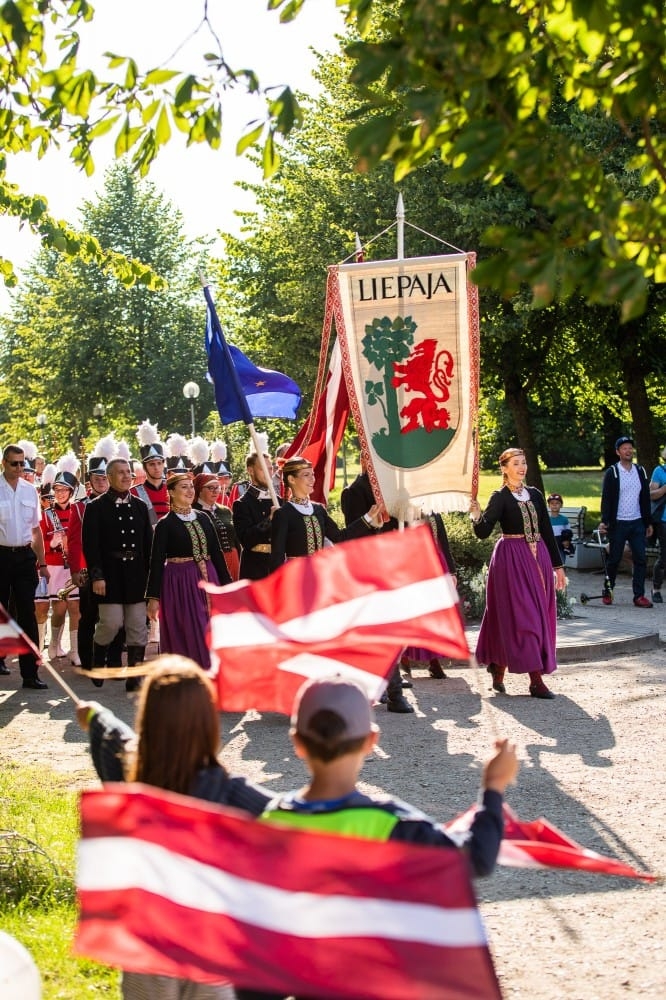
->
<box><xmin>0</xmin><ymin>764</ymin><xmax>118</xmax><ymax>998</ymax></box>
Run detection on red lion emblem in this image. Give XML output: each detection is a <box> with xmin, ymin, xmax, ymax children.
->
<box><xmin>391</xmin><ymin>339</ymin><xmax>454</xmax><ymax>433</ymax></box>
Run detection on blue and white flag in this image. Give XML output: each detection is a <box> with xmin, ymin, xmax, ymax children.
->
<box><xmin>204</xmin><ymin>285</ymin><xmax>301</xmax><ymax>425</ymax></box>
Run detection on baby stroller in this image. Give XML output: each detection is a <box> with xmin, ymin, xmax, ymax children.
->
<box><xmin>579</xmin><ymin>530</ymin><xmax>613</xmax><ymax>604</ymax></box>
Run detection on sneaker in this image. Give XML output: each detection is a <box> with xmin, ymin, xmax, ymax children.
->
<box><xmin>652</xmin><ymin>591</ymin><xmax>663</xmax><ymax>604</ymax></box>
<box><xmin>602</xmin><ymin>593</ymin><xmax>613</xmax><ymax>606</ymax></box>
<box><xmin>633</xmin><ymin>595</ymin><xmax>653</xmax><ymax>608</ymax></box>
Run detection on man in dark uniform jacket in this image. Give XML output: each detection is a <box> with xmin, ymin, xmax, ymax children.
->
<box><xmin>233</xmin><ymin>450</ymin><xmax>281</xmax><ymax>580</ymax></box>
<box><xmin>82</xmin><ymin>458</ymin><xmax>153</xmax><ymax>690</ymax></box>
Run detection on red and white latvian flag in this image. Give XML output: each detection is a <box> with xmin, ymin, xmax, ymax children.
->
<box><xmin>206</xmin><ymin>523</ymin><xmax>469</xmax><ymax>713</ymax></box>
<box><xmin>76</xmin><ymin>785</ymin><xmax>502</xmax><ymax>1000</ymax></box>
<box><xmin>446</xmin><ymin>804</ymin><xmax>655</xmax><ymax>882</ymax></box>
<box><xmin>0</xmin><ymin>603</ymin><xmax>41</xmax><ymax>661</ymax></box>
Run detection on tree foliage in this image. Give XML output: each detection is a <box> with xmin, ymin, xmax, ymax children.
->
<box><xmin>1</xmin><ymin>1</ymin><xmax>664</xmax><ymax>319</ymax></box>
<box><xmin>0</xmin><ymin>162</ymin><xmax>211</xmax><ymax>455</ymax></box>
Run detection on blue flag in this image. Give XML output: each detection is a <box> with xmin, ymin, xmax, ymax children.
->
<box><xmin>204</xmin><ymin>285</ymin><xmax>301</xmax><ymax>425</ymax></box>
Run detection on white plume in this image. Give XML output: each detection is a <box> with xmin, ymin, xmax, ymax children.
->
<box><xmin>248</xmin><ymin>432</ymin><xmax>269</xmax><ymax>456</ymax></box>
<box><xmin>57</xmin><ymin>451</ymin><xmax>80</xmax><ymax>475</ymax></box>
<box><xmin>91</xmin><ymin>434</ymin><xmax>118</xmax><ymax>460</ymax></box>
<box><xmin>187</xmin><ymin>436</ymin><xmax>210</xmax><ymax>465</ymax></box>
<box><xmin>18</xmin><ymin>439</ymin><xmax>38</xmax><ymax>461</ymax></box>
<box><xmin>116</xmin><ymin>440</ymin><xmax>132</xmax><ymax>460</ymax></box>
<box><xmin>166</xmin><ymin>433</ymin><xmax>189</xmax><ymax>458</ymax></box>
<box><xmin>41</xmin><ymin>463</ymin><xmax>57</xmax><ymax>487</ymax></box>
<box><xmin>210</xmin><ymin>440</ymin><xmax>228</xmax><ymax>462</ymax></box>
<box><xmin>136</xmin><ymin>420</ymin><xmax>160</xmax><ymax>447</ymax></box>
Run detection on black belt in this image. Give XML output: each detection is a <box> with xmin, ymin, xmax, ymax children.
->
<box><xmin>0</xmin><ymin>544</ymin><xmax>32</xmax><ymax>552</ymax></box>
<box><xmin>110</xmin><ymin>551</ymin><xmax>138</xmax><ymax>561</ymax></box>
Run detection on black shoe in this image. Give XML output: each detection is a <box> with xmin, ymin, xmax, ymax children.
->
<box><xmin>22</xmin><ymin>677</ymin><xmax>48</xmax><ymax>690</ymax></box>
<box><xmin>387</xmin><ymin>694</ymin><xmax>415</xmax><ymax>713</ymax></box>
<box><xmin>486</xmin><ymin>664</ymin><xmax>506</xmax><ymax>694</ymax></box>
<box><xmin>401</xmin><ymin>678</ymin><xmax>414</xmax><ymax>688</ymax></box>
<box><xmin>529</xmin><ymin>684</ymin><xmax>555</xmax><ymax>699</ymax></box>
<box><xmin>652</xmin><ymin>590</ymin><xmax>663</xmax><ymax>604</ymax></box>
<box><xmin>0</xmin><ymin>663</ymin><xmax>10</xmax><ymax>676</ymax></box>
<box><xmin>91</xmin><ymin>677</ymin><xmax>104</xmax><ymax>688</ymax></box>
<box><xmin>125</xmin><ymin>677</ymin><xmax>142</xmax><ymax>693</ymax></box>
<box><xmin>428</xmin><ymin>658</ymin><xmax>447</xmax><ymax>679</ymax></box>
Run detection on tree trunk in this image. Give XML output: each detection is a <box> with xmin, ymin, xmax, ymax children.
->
<box><xmin>620</xmin><ymin>352</ymin><xmax>659</xmax><ymax>473</ymax></box>
<box><xmin>503</xmin><ymin>377</ymin><xmax>545</xmax><ymax>494</ymax></box>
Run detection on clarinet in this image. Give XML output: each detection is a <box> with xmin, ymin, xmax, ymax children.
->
<box><xmin>46</xmin><ymin>501</ymin><xmax>69</xmax><ymax>569</ymax></box>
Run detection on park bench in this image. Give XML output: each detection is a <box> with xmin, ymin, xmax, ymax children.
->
<box><xmin>557</xmin><ymin>505</ymin><xmax>606</xmax><ymax>570</ymax></box>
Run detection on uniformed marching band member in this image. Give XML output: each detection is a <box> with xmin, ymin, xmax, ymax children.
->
<box><xmin>38</xmin><ymin>451</ymin><xmax>81</xmax><ymax>663</ymax></box>
<box><xmin>17</xmin><ymin>439</ymin><xmax>38</xmax><ymax>484</ymax></box>
<box><xmin>212</xmin><ymin>440</ymin><xmax>233</xmax><ymax>508</ymax></box>
<box><xmin>67</xmin><ymin>435</ymin><xmax>124</xmax><ymax>681</ymax></box>
<box><xmin>188</xmin><ymin>436</ymin><xmax>216</xmax><ymax>477</ymax></box>
<box><xmin>82</xmin><ymin>456</ymin><xmax>153</xmax><ymax>692</ymax></box>
<box><xmin>232</xmin><ymin>433</ymin><xmax>280</xmax><ymax>581</ymax></box>
<box><xmin>133</xmin><ymin>420</ymin><xmax>169</xmax><ymax>524</ymax></box>
<box><xmin>165</xmin><ymin>432</ymin><xmax>193</xmax><ymax>477</ymax></box>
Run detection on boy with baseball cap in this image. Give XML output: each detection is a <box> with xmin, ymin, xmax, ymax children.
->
<box><xmin>234</xmin><ymin>675</ymin><xmax>519</xmax><ymax>1000</ymax></box>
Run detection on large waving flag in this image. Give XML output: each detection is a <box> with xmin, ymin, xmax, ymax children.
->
<box><xmin>0</xmin><ymin>604</ymin><xmax>41</xmax><ymax>661</ymax></box>
<box><xmin>446</xmin><ymin>804</ymin><xmax>655</xmax><ymax>881</ymax></box>
<box><xmin>206</xmin><ymin>523</ymin><xmax>469</xmax><ymax>713</ymax></box>
<box><xmin>76</xmin><ymin>785</ymin><xmax>501</xmax><ymax>1000</ymax></box>
<box><xmin>203</xmin><ymin>284</ymin><xmax>301</xmax><ymax>424</ymax></box>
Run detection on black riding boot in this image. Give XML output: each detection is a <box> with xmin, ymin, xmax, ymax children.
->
<box><xmin>91</xmin><ymin>642</ymin><xmax>109</xmax><ymax>688</ymax></box>
<box><xmin>125</xmin><ymin>644</ymin><xmax>145</xmax><ymax>693</ymax></box>
<box><xmin>386</xmin><ymin>666</ymin><xmax>414</xmax><ymax>714</ymax></box>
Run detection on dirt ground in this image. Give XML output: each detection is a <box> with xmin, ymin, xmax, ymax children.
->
<box><xmin>1</xmin><ymin>578</ymin><xmax>665</xmax><ymax>1000</ymax></box>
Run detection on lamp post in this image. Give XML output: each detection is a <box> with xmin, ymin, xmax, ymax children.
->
<box><xmin>92</xmin><ymin>403</ymin><xmax>105</xmax><ymax>426</ymax></box>
<box><xmin>36</xmin><ymin>413</ymin><xmax>47</xmax><ymax>448</ymax></box>
<box><xmin>183</xmin><ymin>381</ymin><xmax>200</xmax><ymax>436</ymax></box>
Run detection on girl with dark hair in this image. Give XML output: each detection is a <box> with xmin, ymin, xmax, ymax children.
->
<box><xmin>77</xmin><ymin>654</ymin><xmax>272</xmax><ymax>1000</ymax></box>
<box><xmin>469</xmin><ymin>447</ymin><xmax>565</xmax><ymax>699</ymax></box>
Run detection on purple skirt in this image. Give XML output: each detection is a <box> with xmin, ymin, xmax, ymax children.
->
<box><xmin>476</xmin><ymin>536</ymin><xmax>557</xmax><ymax>675</ymax></box>
<box><xmin>159</xmin><ymin>560</ymin><xmax>220</xmax><ymax>671</ymax></box>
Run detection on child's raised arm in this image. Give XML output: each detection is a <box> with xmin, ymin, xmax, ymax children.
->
<box><xmin>482</xmin><ymin>738</ymin><xmax>519</xmax><ymax>794</ymax></box>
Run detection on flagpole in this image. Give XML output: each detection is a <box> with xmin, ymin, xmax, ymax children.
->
<box><xmin>396</xmin><ymin>194</ymin><xmax>406</xmax><ymax>526</ymax></box>
<box><xmin>396</xmin><ymin>193</ymin><xmax>405</xmax><ymax>262</ymax></box>
<box><xmin>39</xmin><ymin>658</ymin><xmax>82</xmax><ymax>705</ymax></box>
<box><xmin>199</xmin><ymin>272</ymin><xmax>280</xmax><ymax>509</ymax></box>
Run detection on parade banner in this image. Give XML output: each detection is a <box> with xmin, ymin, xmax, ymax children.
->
<box><xmin>331</xmin><ymin>253</ymin><xmax>480</xmax><ymax>518</ymax></box>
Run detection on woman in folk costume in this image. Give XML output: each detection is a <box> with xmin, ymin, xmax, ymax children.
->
<box><xmin>37</xmin><ymin>451</ymin><xmax>82</xmax><ymax>664</ymax></box>
<box><xmin>146</xmin><ymin>473</ymin><xmax>232</xmax><ymax>670</ymax></box>
<box><xmin>193</xmin><ymin>473</ymin><xmax>241</xmax><ymax>582</ymax></box>
<box><xmin>270</xmin><ymin>456</ymin><xmax>384</xmax><ymax>571</ymax></box>
<box><xmin>469</xmin><ymin>447</ymin><xmax>565</xmax><ymax>700</ymax></box>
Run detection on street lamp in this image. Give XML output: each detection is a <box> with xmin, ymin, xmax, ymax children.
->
<box><xmin>36</xmin><ymin>413</ymin><xmax>47</xmax><ymax>448</ymax></box>
<box><xmin>183</xmin><ymin>381</ymin><xmax>200</xmax><ymax>436</ymax></box>
<box><xmin>92</xmin><ymin>403</ymin><xmax>105</xmax><ymax>424</ymax></box>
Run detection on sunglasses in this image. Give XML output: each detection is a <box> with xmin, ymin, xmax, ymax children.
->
<box><xmin>6</xmin><ymin>460</ymin><xmax>23</xmax><ymax>467</ymax></box>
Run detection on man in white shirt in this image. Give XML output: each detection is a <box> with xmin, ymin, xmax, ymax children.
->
<box><xmin>599</xmin><ymin>436</ymin><xmax>653</xmax><ymax>607</ymax></box>
<box><xmin>0</xmin><ymin>444</ymin><xmax>50</xmax><ymax>688</ymax></box>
